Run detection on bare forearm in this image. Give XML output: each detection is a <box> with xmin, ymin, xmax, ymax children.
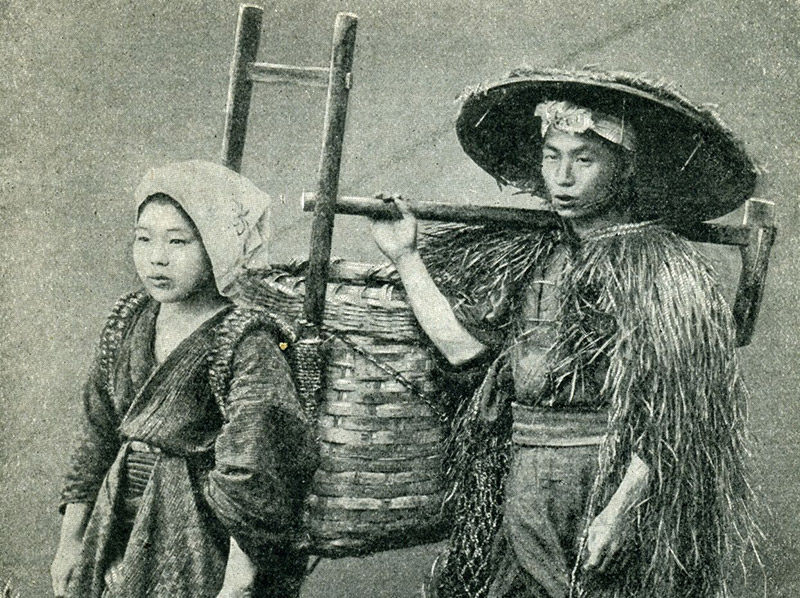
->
<box><xmin>395</xmin><ymin>250</ymin><xmax>487</xmax><ymax>365</ymax></box>
<box><xmin>583</xmin><ymin>453</ymin><xmax>650</xmax><ymax>571</ymax></box>
<box><xmin>605</xmin><ymin>453</ymin><xmax>650</xmax><ymax>517</ymax></box>
<box><xmin>369</xmin><ymin>197</ymin><xmax>487</xmax><ymax>365</ymax></box>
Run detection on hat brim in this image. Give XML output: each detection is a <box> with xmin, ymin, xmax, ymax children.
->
<box><xmin>456</xmin><ymin>69</ymin><xmax>757</xmax><ymax>222</ymax></box>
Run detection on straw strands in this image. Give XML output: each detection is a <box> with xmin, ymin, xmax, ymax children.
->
<box><xmin>564</xmin><ymin>224</ymin><xmax>760</xmax><ymax>598</ymax></box>
<box><xmin>419</xmin><ymin>222</ymin><xmax>760</xmax><ymax>598</ymax></box>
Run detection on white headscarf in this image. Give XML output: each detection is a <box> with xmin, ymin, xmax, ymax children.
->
<box><xmin>534</xmin><ymin>100</ymin><xmax>637</xmax><ymax>151</ymax></box>
<box><xmin>135</xmin><ymin>160</ymin><xmax>271</xmax><ymax>297</ymax></box>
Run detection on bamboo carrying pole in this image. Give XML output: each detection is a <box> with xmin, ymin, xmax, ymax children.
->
<box><xmin>301</xmin><ymin>192</ymin><xmax>560</xmax><ymax>229</ymax></box>
<box><xmin>301</xmin><ymin>192</ymin><xmax>760</xmax><ymax>246</ymax></box>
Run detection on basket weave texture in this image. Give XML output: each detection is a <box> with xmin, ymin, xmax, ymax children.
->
<box><xmin>237</xmin><ymin>263</ymin><xmax>448</xmax><ymax>557</ymax></box>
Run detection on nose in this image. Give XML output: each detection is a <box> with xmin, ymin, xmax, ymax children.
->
<box><xmin>556</xmin><ymin>159</ymin><xmax>574</xmax><ymax>186</ymax></box>
<box><xmin>149</xmin><ymin>242</ymin><xmax>169</xmax><ymax>266</ymax></box>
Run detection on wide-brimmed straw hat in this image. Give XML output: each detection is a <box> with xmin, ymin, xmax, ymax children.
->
<box><xmin>456</xmin><ymin>67</ymin><xmax>758</xmax><ymax>222</ymax></box>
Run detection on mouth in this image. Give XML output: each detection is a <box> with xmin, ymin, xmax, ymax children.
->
<box><xmin>146</xmin><ymin>275</ymin><xmax>172</xmax><ymax>288</ymax></box>
<box><xmin>552</xmin><ymin>195</ymin><xmax>577</xmax><ymax>206</ymax></box>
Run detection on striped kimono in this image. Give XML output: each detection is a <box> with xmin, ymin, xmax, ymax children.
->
<box><xmin>60</xmin><ymin>293</ymin><xmax>317</xmax><ymax>598</ymax></box>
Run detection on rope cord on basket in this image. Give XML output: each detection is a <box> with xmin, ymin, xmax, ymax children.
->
<box><xmin>290</xmin><ymin>334</ymin><xmax>330</xmax><ymax>422</ymax></box>
<box><xmin>321</xmin><ymin>328</ymin><xmax>448</xmax><ymax>424</ymax></box>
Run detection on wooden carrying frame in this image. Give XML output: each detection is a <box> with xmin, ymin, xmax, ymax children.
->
<box><xmin>220</xmin><ymin>2</ymin><xmax>776</xmax><ymax>557</ymax></box>
<box><xmin>221</xmin><ymin>5</ymin><xmax>452</xmax><ymax>557</ymax></box>
<box><xmin>221</xmin><ymin>4</ymin><xmax>357</xmax><ymax>340</ymax></box>
<box><xmin>221</xmin><ymin>4</ymin><xmax>776</xmax><ymax>348</ymax></box>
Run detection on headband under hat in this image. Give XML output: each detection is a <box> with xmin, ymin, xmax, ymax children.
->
<box><xmin>456</xmin><ymin>67</ymin><xmax>757</xmax><ymax>222</ymax></box>
<box><xmin>534</xmin><ymin>100</ymin><xmax>637</xmax><ymax>151</ymax></box>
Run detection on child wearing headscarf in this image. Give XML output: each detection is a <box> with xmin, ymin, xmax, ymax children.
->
<box><xmin>51</xmin><ymin>160</ymin><xmax>318</xmax><ymax>598</ymax></box>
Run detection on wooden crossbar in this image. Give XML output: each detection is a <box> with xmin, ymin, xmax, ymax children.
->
<box><xmin>221</xmin><ymin>6</ymin><xmax>344</xmax><ymax>170</ymax></box>
<box><xmin>247</xmin><ymin>63</ymin><xmax>330</xmax><ymax>86</ymax></box>
<box><xmin>220</xmin><ymin>5</ymin><xmax>359</xmax><ymax>333</ymax></box>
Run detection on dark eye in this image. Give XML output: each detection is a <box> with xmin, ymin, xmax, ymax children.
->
<box><xmin>169</xmin><ymin>238</ymin><xmax>189</xmax><ymax>246</ymax></box>
<box><xmin>135</xmin><ymin>234</ymin><xmax>150</xmax><ymax>242</ymax></box>
<box><xmin>542</xmin><ymin>153</ymin><xmax>557</xmax><ymax>162</ymax></box>
<box><xmin>576</xmin><ymin>156</ymin><xmax>594</xmax><ymax>165</ymax></box>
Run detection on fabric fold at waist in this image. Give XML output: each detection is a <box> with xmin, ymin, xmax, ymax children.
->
<box><xmin>124</xmin><ymin>443</ymin><xmax>160</xmax><ymax>498</ymax></box>
<box><xmin>511</xmin><ymin>403</ymin><xmax>608</xmax><ymax>447</ymax></box>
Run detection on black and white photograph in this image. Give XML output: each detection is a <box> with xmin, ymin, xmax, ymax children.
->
<box><xmin>1</xmin><ymin>1</ymin><xmax>798</xmax><ymax>596</ymax></box>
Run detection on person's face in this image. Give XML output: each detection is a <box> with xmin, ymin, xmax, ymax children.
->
<box><xmin>133</xmin><ymin>201</ymin><xmax>215</xmax><ymax>303</ymax></box>
<box><xmin>540</xmin><ymin>128</ymin><xmax>622</xmax><ymax>222</ymax></box>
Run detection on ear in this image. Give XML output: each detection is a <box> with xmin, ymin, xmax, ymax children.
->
<box><xmin>616</xmin><ymin>150</ymin><xmax>636</xmax><ymax>181</ymax></box>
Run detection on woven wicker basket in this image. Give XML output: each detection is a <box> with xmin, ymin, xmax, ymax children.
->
<box><xmin>237</xmin><ymin>262</ymin><xmax>448</xmax><ymax>557</ymax></box>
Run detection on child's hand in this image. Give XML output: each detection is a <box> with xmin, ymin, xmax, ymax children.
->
<box><xmin>370</xmin><ymin>194</ymin><xmax>418</xmax><ymax>263</ymax></box>
<box><xmin>50</xmin><ymin>539</ymin><xmax>82</xmax><ymax>597</ymax></box>
<box><xmin>51</xmin><ymin>503</ymin><xmax>91</xmax><ymax>597</ymax></box>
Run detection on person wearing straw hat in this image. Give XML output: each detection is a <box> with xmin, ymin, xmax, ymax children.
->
<box><xmin>51</xmin><ymin>161</ymin><xmax>317</xmax><ymax>598</ymax></box>
<box><xmin>370</xmin><ymin>68</ymin><xmax>759</xmax><ymax>598</ymax></box>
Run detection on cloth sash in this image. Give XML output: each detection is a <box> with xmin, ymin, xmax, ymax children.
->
<box><xmin>511</xmin><ymin>403</ymin><xmax>607</xmax><ymax>447</ymax></box>
<box><xmin>498</xmin><ymin>405</ymin><xmax>608</xmax><ymax>598</ymax></box>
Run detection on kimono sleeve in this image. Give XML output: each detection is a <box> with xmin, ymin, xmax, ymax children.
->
<box><xmin>203</xmin><ymin>328</ymin><xmax>317</xmax><ymax>563</ymax></box>
<box><xmin>59</xmin><ymin>352</ymin><xmax>121</xmax><ymax>512</ymax></box>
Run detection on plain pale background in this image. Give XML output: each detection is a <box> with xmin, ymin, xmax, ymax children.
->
<box><xmin>1</xmin><ymin>0</ymin><xmax>798</xmax><ymax>596</ymax></box>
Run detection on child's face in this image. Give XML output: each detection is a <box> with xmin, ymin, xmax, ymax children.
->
<box><xmin>133</xmin><ymin>202</ymin><xmax>215</xmax><ymax>303</ymax></box>
<box><xmin>540</xmin><ymin>128</ymin><xmax>621</xmax><ymax>222</ymax></box>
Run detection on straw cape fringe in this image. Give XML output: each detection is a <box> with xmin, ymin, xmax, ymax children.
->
<box><xmin>419</xmin><ymin>222</ymin><xmax>760</xmax><ymax>598</ymax></box>
<box><xmin>566</xmin><ymin>225</ymin><xmax>760</xmax><ymax>598</ymax></box>
<box><xmin>419</xmin><ymin>221</ymin><xmax>565</xmax><ymax>334</ymax></box>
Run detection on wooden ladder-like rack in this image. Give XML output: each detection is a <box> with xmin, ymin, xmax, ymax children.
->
<box><xmin>221</xmin><ymin>4</ymin><xmax>357</xmax><ymax>344</ymax></box>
